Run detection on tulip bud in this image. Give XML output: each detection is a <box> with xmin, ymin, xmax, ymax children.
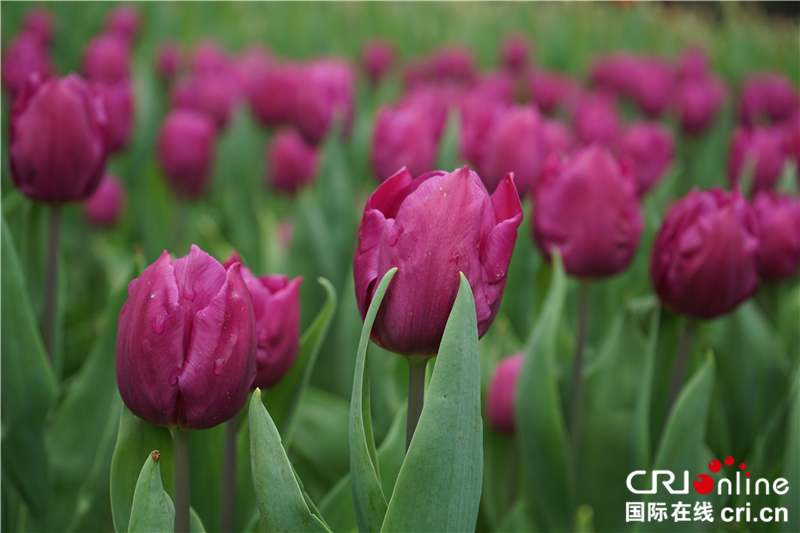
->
<box><xmin>677</xmin><ymin>46</ymin><xmax>710</xmax><ymax>81</ymax></box>
<box><xmin>615</xmin><ymin>121</ymin><xmax>674</xmax><ymax>196</ymax></box>
<box><xmin>82</xmin><ymin>33</ymin><xmax>131</xmax><ymax>84</ymax></box>
<box><xmin>739</xmin><ymin>73</ymin><xmax>799</xmax><ymax>125</ymax></box>
<box><xmin>234</xmin><ymin>46</ymin><xmax>272</xmax><ymax>99</ymax></box>
<box><xmin>728</xmin><ymin>126</ymin><xmax>786</xmax><ymax>194</ymax></box>
<box><xmin>9</xmin><ymin>74</ymin><xmax>108</xmax><ymax>203</ymax></box>
<box><xmin>530</xmin><ymin>70</ymin><xmax>579</xmax><ymax>115</ymax></box>
<box><xmin>267</xmin><ymin>128</ymin><xmax>319</xmax><ymax>193</ymax></box>
<box><xmin>362</xmin><ymin>39</ymin><xmax>394</xmax><ymax>87</ymax></box>
<box><xmin>459</xmin><ymin>97</ymin><xmax>506</xmax><ymax>175</ymax></box>
<box><xmin>171</xmin><ymin>74</ymin><xmax>236</xmax><ymax>130</ymax></box>
<box><xmin>541</xmin><ymin>118</ymin><xmax>576</xmax><ymax>159</ymax></box>
<box><xmin>100</xmin><ymin>80</ymin><xmax>134</xmax><ymax>153</ymax></box>
<box><xmin>486</xmin><ymin>353</ymin><xmax>523</xmax><ymax>435</ymax></box>
<box><xmin>781</xmin><ymin>109</ymin><xmax>800</xmax><ymax>167</ymax></box>
<box><xmin>651</xmin><ymin>188</ymin><xmax>759</xmax><ymax>319</ymax></box>
<box><xmin>430</xmin><ymin>47</ymin><xmax>476</xmax><ymax>85</ymax></box>
<box><xmin>105</xmin><ymin>5</ymin><xmax>141</xmax><ymax>44</ymax></box>
<box><xmin>480</xmin><ymin>106</ymin><xmax>547</xmax><ymax>196</ymax></box>
<box><xmin>674</xmin><ymin>75</ymin><xmax>725</xmax><ymax>135</ymax></box>
<box><xmin>354</xmin><ymin>166</ymin><xmax>523</xmax><ymax>356</ymax></box>
<box><xmin>156</xmin><ymin>42</ymin><xmax>180</xmax><ymax>81</ymax></box>
<box><xmin>573</xmin><ymin>92</ymin><xmax>620</xmax><ymax>146</ymax></box>
<box><xmin>116</xmin><ymin>246</ymin><xmax>257</xmax><ymax>430</ymax></box>
<box><xmin>83</xmin><ymin>174</ymin><xmax>125</xmax><ymax>227</ymax></box>
<box><xmin>752</xmin><ymin>192</ymin><xmax>800</xmax><ymax>280</ymax></box>
<box><xmin>249</xmin><ymin>63</ymin><xmax>300</xmax><ymax>127</ymax></box>
<box><xmin>630</xmin><ymin>57</ymin><xmax>674</xmax><ymax>117</ymax></box>
<box><xmin>500</xmin><ymin>35</ymin><xmax>529</xmax><ymax>72</ymax></box>
<box><xmin>2</xmin><ymin>33</ymin><xmax>53</xmax><ymax>97</ymax></box>
<box><xmin>223</xmin><ymin>253</ymin><xmax>302</xmax><ymax>390</ymax></box>
<box><xmin>590</xmin><ymin>53</ymin><xmax>639</xmax><ymax>95</ymax></box>
<box><xmin>371</xmin><ymin>105</ymin><xmax>437</xmax><ymax>183</ymax></box>
<box><xmin>24</xmin><ymin>9</ymin><xmax>54</xmax><ymax>45</ymax></box>
<box><xmin>190</xmin><ymin>41</ymin><xmax>229</xmax><ymax>76</ymax></box>
<box><xmin>533</xmin><ymin>145</ymin><xmax>643</xmax><ymax>278</ymax></box>
<box><xmin>157</xmin><ymin>109</ymin><xmax>216</xmax><ymax>198</ymax></box>
<box><xmin>293</xmin><ymin>59</ymin><xmax>355</xmax><ymax>145</ymax></box>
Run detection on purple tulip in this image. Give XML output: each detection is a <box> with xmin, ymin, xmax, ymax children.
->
<box><xmin>651</xmin><ymin>188</ymin><xmax>759</xmax><ymax>319</ymax></box>
<box><xmin>590</xmin><ymin>52</ymin><xmax>639</xmax><ymax>95</ymax></box>
<box><xmin>100</xmin><ymin>80</ymin><xmax>134</xmax><ymax>153</ymax></box>
<box><xmin>781</xmin><ymin>109</ymin><xmax>800</xmax><ymax>167</ymax></box>
<box><xmin>223</xmin><ymin>252</ymin><xmax>302</xmax><ymax>390</ymax></box>
<box><xmin>234</xmin><ymin>45</ymin><xmax>273</xmax><ymax>99</ymax></box>
<box><xmin>728</xmin><ymin>126</ymin><xmax>787</xmax><ymax>194</ymax></box>
<box><xmin>9</xmin><ymin>74</ymin><xmax>108</xmax><ymax>203</ymax></box>
<box><xmin>533</xmin><ymin>145</ymin><xmax>643</xmax><ymax>278</ymax></box>
<box><xmin>190</xmin><ymin>41</ymin><xmax>229</xmax><ymax>77</ymax></box>
<box><xmin>500</xmin><ymin>35</ymin><xmax>530</xmax><ymax>72</ymax></box>
<box><xmin>116</xmin><ymin>245</ymin><xmax>257</xmax><ymax>430</ymax></box>
<box><xmin>267</xmin><ymin>128</ymin><xmax>319</xmax><ymax>193</ymax></box>
<box><xmin>362</xmin><ymin>39</ymin><xmax>394</xmax><ymax>87</ymax></box>
<box><xmin>83</xmin><ymin>174</ymin><xmax>125</xmax><ymax>227</ymax></box>
<box><xmin>459</xmin><ymin>97</ymin><xmax>506</xmax><ymax>175</ymax></box>
<box><xmin>573</xmin><ymin>92</ymin><xmax>620</xmax><ymax>146</ymax></box>
<box><xmin>371</xmin><ymin>105</ymin><xmax>437</xmax><ymax>183</ymax></box>
<box><xmin>530</xmin><ymin>70</ymin><xmax>579</xmax><ymax>115</ymax></box>
<box><xmin>293</xmin><ymin>59</ymin><xmax>355</xmax><ymax>145</ymax></box>
<box><xmin>470</xmin><ymin>72</ymin><xmax>514</xmax><ymax>105</ymax></box>
<box><xmin>480</xmin><ymin>106</ymin><xmax>547</xmax><ymax>196</ymax></box>
<box><xmin>23</xmin><ymin>9</ymin><xmax>54</xmax><ymax>45</ymax></box>
<box><xmin>753</xmin><ymin>192</ymin><xmax>800</xmax><ymax>280</ymax></box>
<box><xmin>82</xmin><ymin>33</ymin><xmax>131</xmax><ymax>84</ymax></box>
<box><xmin>249</xmin><ymin>63</ymin><xmax>301</xmax><ymax>127</ymax></box>
<box><xmin>105</xmin><ymin>5</ymin><xmax>141</xmax><ymax>44</ymax></box>
<box><xmin>354</xmin><ymin>166</ymin><xmax>523</xmax><ymax>356</ymax></box>
<box><xmin>677</xmin><ymin>46</ymin><xmax>710</xmax><ymax>81</ymax></box>
<box><xmin>541</xmin><ymin>118</ymin><xmax>576</xmax><ymax>159</ymax></box>
<box><xmin>171</xmin><ymin>74</ymin><xmax>236</xmax><ymax>130</ymax></box>
<box><xmin>615</xmin><ymin>121</ymin><xmax>674</xmax><ymax>196</ymax></box>
<box><xmin>486</xmin><ymin>353</ymin><xmax>523</xmax><ymax>435</ymax></box>
<box><xmin>401</xmin><ymin>85</ymin><xmax>456</xmax><ymax>142</ymax></box>
<box><xmin>739</xmin><ymin>73</ymin><xmax>799</xmax><ymax>125</ymax></box>
<box><xmin>674</xmin><ymin>75</ymin><xmax>726</xmax><ymax>135</ymax></box>
<box><xmin>156</xmin><ymin>42</ymin><xmax>180</xmax><ymax>81</ymax></box>
<box><xmin>430</xmin><ymin>47</ymin><xmax>476</xmax><ymax>85</ymax></box>
<box><xmin>2</xmin><ymin>33</ymin><xmax>53</xmax><ymax>97</ymax></box>
<box><xmin>630</xmin><ymin>57</ymin><xmax>674</xmax><ymax>117</ymax></box>
<box><xmin>157</xmin><ymin>109</ymin><xmax>216</xmax><ymax>198</ymax></box>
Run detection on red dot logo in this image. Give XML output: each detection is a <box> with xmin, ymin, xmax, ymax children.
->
<box><xmin>708</xmin><ymin>460</ymin><xmax>721</xmax><ymax>473</ymax></box>
<box><xmin>739</xmin><ymin>462</ymin><xmax>746</xmax><ymax>470</ymax></box>
<box><xmin>725</xmin><ymin>456</ymin><xmax>734</xmax><ymax>466</ymax></box>
<box><xmin>694</xmin><ymin>474</ymin><xmax>714</xmax><ymax>495</ymax></box>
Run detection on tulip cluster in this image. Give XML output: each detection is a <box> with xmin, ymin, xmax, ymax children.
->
<box><xmin>2</xmin><ymin>9</ymin><xmax>53</xmax><ymax>98</ymax></box>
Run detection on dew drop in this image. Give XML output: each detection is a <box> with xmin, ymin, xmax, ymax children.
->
<box><xmin>152</xmin><ymin>314</ymin><xmax>166</xmax><ymax>334</ymax></box>
<box><xmin>389</xmin><ymin>225</ymin><xmax>404</xmax><ymax>247</ymax></box>
<box><xmin>150</xmin><ymin>293</ymin><xmax>156</xmax><ymax>299</ymax></box>
<box><xmin>214</xmin><ymin>359</ymin><xmax>224</xmax><ymax>375</ymax></box>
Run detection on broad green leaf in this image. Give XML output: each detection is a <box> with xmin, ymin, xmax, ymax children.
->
<box><xmin>782</xmin><ymin>370</ymin><xmax>799</xmax><ymax>533</ymax></box>
<box><xmin>190</xmin><ymin>507</ymin><xmax>207</xmax><ymax>533</ymax></box>
<box><xmin>187</xmin><ymin>424</ymin><xmax>224</xmax><ymax>530</ymax></box>
<box><xmin>263</xmin><ymin>277</ymin><xmax>337</xmax><ymax>447</ymax></box>
<box><xmin>515</xmin><ymin>254</ymin><xmax>574</xmax><ymax>532</ymax></box>
<box><xmin>128</xmin><ymin>451</ymin><xmax>174</xmax><ymax>533</ymax></box>
<box><xmin>349</xmin><ymin>268</ymin><xmax>397</xmax><ymax>533</ymax></box>
<box><xmin>249</xmin><ymin>389</ymin><xmax>331</xmax><ymax>533</ymax></box>
<box><xmin>381</xmin><ymin>273</ymin><xmax>483</xmax><ymax>533</ymax></box>
<box><xmin>1</xmin><ymin>216</ymin><xmax>56</xmax><ymax>518</ymax></box>
<box><xmin>110</xmin><ymin>407</ymin><xmax>175</xmax><ymax>533</ymax></box>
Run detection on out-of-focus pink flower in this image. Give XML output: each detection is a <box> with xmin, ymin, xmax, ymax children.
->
<box><xmin>248</xmin><ymin>63</ymin><xmax>301</xmax><ymax>127</ymax></box>
<box><xmin>739</xmin><ymin>73</ymin><xmax>799</xmax><ymax>125</ymax></box>
<box><xmin>105</xmin><ymin>5</ymin><xmax>141</xmax><ymax>44</ymax></box>
<box><xmin>156</xmin><ymin>42</ymin><xmax>181</xmax><ymax>80</ymax></box>
<box><xmin>781</xmin><ymin>109</ymin><xmax>800</xmax><ymax>167</ymax></box>
<box><xmin>157</xmin><ymin>109</ymin><xmax>217</xmax><ymax>198</ymax></box>
<box><xmin>234</xmin><ymin>45</ymin><xmax>272</xmax><ymax>99</ymax></box>
<box><xmin>630</xmin><ymin>57</ymin><xmax>674</xmax><ymax>117</ymax></box>
<box><xmin>267</xmin><ymin>128</ymin><xmax>319</xmax><ymax>193</ymax></box>
<box><xmin>190</xmin><ymin>41</ymin><xmax>229</xmax><ymax>76</ymax></box>
<box><xmin>615</xmin><ymin>121</ymin><xmax>674</xmax><ymax>196</ymax></box>
<box><xmin>459</xmin><ymin>97</ymin><xmax>507</xmax><ymax>175</ymax></box>
<box><xmin>590</xmin><ymin>52</ymin><xmax>639</xmax><ymax>95</ymax></box>
<box><xmin>500</xmin><ymin>35</ymin><xmax>530</xmax><ymax>72</ymax></box>
<box><xmin>674</xmin><ymin>75</ymin><xmax>726</xmax><ymax>135</ymax></box>
<box><xmin>171</xmin><ymin>74</ymin><xmax>237</xmax><ymax>130</ymax></box>
<box><xmin>371</xmin><ymin>105</ymin><xmax>437</xmax><ymax>183</ymax></box>
<box><xmin>293</xmin><ymin>59</ymin><xmax>355</xmax><ymax>145</ymax></box>
<box><xmin>752</xmin><ymin>192</ymin><xmax>800</xmax><ymax>281</ymax></box>
<box><xmin>362</xmin><ymin>39</ymin><xmax>394</xmax><ymax>87</ymax></box>
<box><xmin>83</xmin><ymin>174</ymin><xmax>125</xmax><ymax>228</ymax></box>
<box><xmin>530</xmin><ymin>70</ymin><xmax>579</xmax><ymax>114</ymax></box>
<box><xmin>677</xmin><ymin>45</ymin><xmax>710</xmax><ymax>81</ymax></box>
<box><xmin>486</xmin><ymin>353</ymin><xmax>523</xmax><ymax>435</ymax></box>
<box><xmin>83</xmin><ymin>33</ymin><xmax>131</xmax><ymax>85</ymax></box>
<box><xmin>541</xmin><ymin>118</ymin><xmax>577</xmax><ymax>159</ymax></box>
<box><xmin>2</xmin><ymin>33</ymin><xmax>53</xmax><ymax>97</ymax></box>
<box><xmin>430</xmin><ymin>46</ymin><xmax>477</xmax><ymax>85</ymax></box>
<box><xmin>23</xmin><ymin>9</ymin><xmax>54</xmax><ymax>45</ymax></box>
<box><xmin>100</xmin><ymin>80</ymin><xmax>134</xmax><ymax>153</ymax></box>
<box><xmin>728</xmin><ymin>126</ymin><xmax>787</xmax><ymax>194</ymax></box>
<box><xmin>573</xmin><ymin>92</ymin><xmax>620</xmax><ymax>146</ymax></box>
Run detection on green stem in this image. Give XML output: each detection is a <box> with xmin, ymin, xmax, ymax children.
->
<box><xmin>218</xmin><ymin>419</ymin><xmax>238</xmax><ymax>533</ymax></box>
<box><xmin>42</xmin><ymin>206</ymin><xmax>61</xmax><ymax>366</ymax></box>
<box><xmin>666</xmin><ymin>319</ymin><xmax>694</xmax><ymax>418</ymax></box>
<box><xmin>569</xmin><ymin>282</ymin><xmax>590</xmax><ymax>472</ymax></box>
<box><xmin>406</xmin><ymin>358</ymin><xmax>428</xmax><ymax>453</ymax></box>
<box><xmin>173</xmin><ymin>429</ymin><xmax>191</xmax><ymax>533</ymax></box>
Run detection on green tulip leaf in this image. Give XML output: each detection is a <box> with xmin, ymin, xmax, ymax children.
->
<box><xmin>127</xmin><ymin>451</ymin><xmax>175</xmax><ymax>533</ymax></box>
<box><xmin>249</xmin><ymin>388</ymin><xmax>331</xmax><ymax>533</ymax></box>
<box><xmin>0</xmin><ymin>215</ymin><xmax>56</xmax><ymax>518</ymax></box>
<box><xmin>782</xmin><ymin>371</ymin><xmax>799</xmax><ymax>533</ymax></box>
<box><xmin>515</xmin><ymin>253</ymin><xmax>574</xmax><ymax>532</ymax></box>
<box><xmin>349</xmin><ymin>267</ymin><xmax>397</xmax><ymax>533</ymax></box>
<box><xmin>110</xmin><ymin>407</ymin><xmax>175</xmax><ymax>533</ymax></box>
<box><xmin>380</xmin><ymin>272</ymin><xmax>483</xmax><ymax>533</ymax></box>
<box><xmin>263</xmin><ymin>277</ymin><xmax>337</xmax><ymax>447</ymax></box>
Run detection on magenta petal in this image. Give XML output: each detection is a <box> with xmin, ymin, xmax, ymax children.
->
<box><xmin>179</xmin><ymin>263</ymin><xmax>257</xmax><ymax>430</ymax></box>
<box><xmin>252</xmin><ymin>276</ymin><xmax>303</xmax><ymax>389</ymax></box>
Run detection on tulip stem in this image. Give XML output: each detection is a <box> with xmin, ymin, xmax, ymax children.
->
<box><xmin>173</xmin><ymin>429</ymin><xmax>191</xmax><ymax>533</ymax></box>
<box><xmin>406</xmin><ymin>358</ymin><xmax>428</xmax><ymax>453</ymax></box>
<box><xmin>42</xmin><ymin>206</ymin><xmax>61</xmax><ymax>367</ymax></box>
<box><xmin>666</xmin><ymin>319</ymin><xmax>694</xmax><ymax>418</ymax></box>
<box><xmin>219</xmin><ymin>419</ymin><xmax>238</xmax><ymax>533</ymax></box>
<box><xmin>568</xmin><ymin>282</ymin><xmax>590</xmax><ymax>473</ymax></box>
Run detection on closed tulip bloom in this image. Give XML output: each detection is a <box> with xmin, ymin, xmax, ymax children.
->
<box><xmin>573</xmin><ymin>92</ymin><xmax>620</xmax><ymax>146</ymax></box>
<box><xmin>781</xmin><ymin>109</ymin><xmax>800</xmax><ymax>167</ymax></box>
<box><xmin>486</xmin><ymin>353</ymin><xmax>523</xmax><ymax>434</ymax></box>
<box><xmin>530</xmin><ymin>70</ymin><xmax>579</xmax><ymax>114</ymax></box>
<box><xmin>459</xmin><ymin>97</ymin><xmax>506</xmax><ymax>175</ymax></box>
<box><xmin>533</xmin><ymin>145</ymin><xmax>643</xmax><ymax>278</ymax></box>
<box><xmin>590</xmin><ymin>52</ymin><xmax>639</xmax><ymax>95</ymax></box>
<box><xmin>651</xmin><ymin>188</ymin><xmax>759</xmax><ymax>319</ymax></box>
<box><xmin>190</xmin><ymin>41</ymin><xmax>229</xmax><ymax>76</ymax></box>
<box><xmin>105</xmin><ymin>5</ymin><xmax>141</xmax><ymax>44</ymax></box>
<box><xmin>10</xmin><ymin>74</ymin><xmax>108</xmax><ymax>203</ymax></box>
<box><xmin>677</xmin><ymin>46</ymin><xmax>710</xmax><ymax>81</ymax></box>
<box><xmin>728</xmin><ymin>126</ymin><xmax>786</xmax><ymax>194</ymax></box>
<box><xmin>371</xmin><ymin>105</ymin><xmax>437</xmax><ymax>183</ymax></box>
<box><xmin>430</xmin><ymin>47</ymin><xmax>476</xmax><ymax>85</ymax></box>
<box><xmin>249</xmin><ymin>63</ymin><xmax>300</xmax><ymax>126</ymax></box>
<box><xmin>739</xmin><ymin>73</ymin><xmax>799</xmax><ymax>125</ymax></box>
<box><xmin>354</xmin><ymin>166</ymin><xmax>523</xmax><ymax>356</ymax></box>
<box><xmin>156</xmin><ymin>42</ymin><xmax>180</xmax><ymax>80</ymax></box>
<box><xmin>83</xmin><ymin>174</ymin><xmax>125</xmax><ymax>227</ymax></box>
<box><xmin>116</xmin><ymin>245</ymin><xmax>257</xmax><ymax>430</ymax></box>
<box><xmin>753</xmin><ymin>192</ymin><xmax>800</xmax><ymax>280</ymax></box>
<box><xmin>223</xmin><ymin>253</ymin><xmax>303</xmax><ymax>389</ymax></box>
<box><xmin>541</xmin><ymin>118</ymin><xmax>576</xmax><ymax>159</ymax></box>
<box><xmin>293</xmin><ymin>59</ymin><xmax>355</xmax><ymax>145</ymax></box>
<box><xmin>171</xmin><ymin>74</ymin><xmax>236</xmax><ymax>130</ymax></box>
<box><xmin>481</xmin><ymin>106</ymin><xmax>547</xmax><ymax>196</ymax></box>
<box><xmin>615</xmin><ymin>121</ymin><xmax>674</xmax><ymax>196</ymax></box>
<box><xmin>157</xmin><ymin>109</ymin><xmax>216</xmax><ymax>198</ymax></box>
<box><xmin>2</xmin><ymin>33</ymin><xmax>53</xmax><ymax>97</ymax></box>
<box><xmin>674</xmin><ymin>75</ymin><xmax>725</xmax><ymax>135</ymax></box>
<box><xmin>267</xmin><ymin>128</ymin><xmax>319</xmax><ymax>193</ymax></box>
<box><xmin>631</xmin><ymin>57</ymin><xmax>674</xmax><ymax>117</ymax></box>
<box><xmin>24</xmin><ymin>9</ymin><xmax>55</xmax><ymax>45</ymax></box>
<box><xmin>234</xmin><ymin>45</ymin><xmax>272</xmax><ymax>99</ymax></box>
<box><xmin>82</xmin><ymin>33</ymin><xmax>130</xmax><ymax>84</ymax></box>
<box><xmin>362</xmin><ymin>39</ymin><xmax>394</xmax><ymax>87</ymax></box>
<box><xmin>100</xmin><ymin>80</ymin><xmax>134</xmax><ymax>153</ymax></box>
<box><xmin>500</xmin><ymin>35</ymin><xmax>529</xmax><ymax>72</ymax></box>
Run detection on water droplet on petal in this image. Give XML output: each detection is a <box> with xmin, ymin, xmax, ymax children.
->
<box><xmin>214</xmin><ymin>359</ymin><xmax>224</xmax><ymax>375</ymax></box>
<box><xmin>150</xmin><ymin>293</ymin><xmax>156</xmax><ymax>299</ymax></box>
<box><xmin>169</xmin><ymin>367</ymin><xmax>181</xmax><ymax>386</ymax></box>
<box><xmin>389</xmin><ymin>225</ymin><xmax>404</xmax><ymax>247</ymax></box>
<box><xmin>152</xmin><ymin>314</ymin><xmax>166</xmax><ymax>334</ymax></box>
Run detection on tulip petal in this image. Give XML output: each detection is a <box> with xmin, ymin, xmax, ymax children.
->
<box><xmin>252</xmin><ymin>276</ymin><xmax>303</xmax><ymax>390</ymax></box>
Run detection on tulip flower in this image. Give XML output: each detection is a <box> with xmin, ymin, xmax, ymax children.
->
<box><xmin>371</xmin><ymin>105</ymin><xmax>437</xmax><ymax>183</ymax></box>
<box><xmin>9</xmin><ymin>74</ymin><xmax>108</xmax><ymax>203</ymax></box>
<box><xmin>573</xmin><ymin>92</ymin><xmax>620</xmax><ymax>146</ymax></box>
<box><xmin>156</xmin><ymin>42</ymin><xmax>180</xmax><ymax>80</ymax></box>
<box><xmin>157</xmin><ymin>109</ymin><xmax>217</xmax><ymax>198</ymax></box>
<box><xmin>500</xmin><ymin>35</ymin><xmax>530</xmax><ymax>72</ymax></box>
<box><xmin>116</xmin><ymin>245</ymin><xmax>257</xmax><ymax>429</ymax></box>
<box><xmin>23</xmin><ymin>9</ymin><xmax>54</xmax><ymax>45</ymax></box>
<box><xmin>105</xmin><ymin>5</ymin><xmax>141</xmax><ymax>44</ymax></box>
<box><xmin>728</xmin><ymin>126</ymin><xmax>786</xmax><ymax>194</ymax></box>
<box><xmin>100</xmin><ymin>80</ymin><xmax>134</xmax><ymax>153</ymax></box>
<box><xmin>677</xmin><ymin>45</ymin><xmax>710</xmax><ymax>81</ymax></box>
<box><xmin>293</xmin><ymin>59</ymin><xmax>355</xmax><ymax>145</ymax></box>
<box><xmin>362</xmin><ymin>39</ymin><xmax>394</xmax><ymax>87</ymax></box>
<box><xmin>430</xmin><ymin>46</ymin><xmax>476</xmax><ymax>85</ymax></box>
<box><xmin>651</xmin><ymin>188</ymin><xmax>759</xmax><ymax>319</ymax></box>
<box><xmin>739</xmin><ymin>73</ymin><xmax>799</xmax><ymax>125</ymax></box>
<box><xmin>82</xmin><ymin>33</ymin><xmax>131</xmax><ymax>84</ymax></box>
<box><xmin>590</xmin><ymin>52</ymin><xmax>639</xmax><ymax>95</ymax></box>
<box><xmin>354</xmin><ymin>166</ymin><xmax>523</xmax><ymax>356</ymax></box>
<box><xmin>630</xmin><ymin>57</ymin><xmax>674</xmax><ymax>117</ymax></box>
<box><xmin>674</xmin><ymin>75</ymin><xmax>726</xmax><ymax>135</ymax></box>
<box><xmin>249</xmin><ymin>63</ymin><xmax>300</xmax><ymax>127</ymax></box>
<box><xmin>234</xmin><ymin>45</ymin><xmax>272</xmax><ymax>99</ymax></box>
<box><xmin>83</xmin><ymin>174</ymin><xmax>125</xmax><ymax>228</ymax></box>
<box><xmin>459</xmin><ymin>97</ymin><xmax>506</xmax><ymax>175</ymax></box>
<box><xmin>615</xmin><ymin>121</ymin><xmax>674</xmax><ymax>196</ymax></box>
<box><xmin>752</xmin><ymin>192</ymin><xmax>800</xmax><ymax>280</ymax></box>
<box><xmin>190</xmin><ymin>41</ymin><xmax>230</xmax><ymax>76</ymax></box>
<box><xmin>171</xmin><ymin>74</ymin><xmax>237</xmax><ymax>130</ymax></box>
<box><xmin>533</xmin><ymin>145</ymin><xmax>643</xmax><ymax>278</ymax></box>
<box><xmin>267</xmin><ymin>128</ymin><xmax>319</xmax><ymax>193</ymax></box>
<box><xmin>541</xmin><ymin>118</ymin><xmax>576</xmax><ymax>159</ymax></box>
<box><xmin>530</xmin><ymin>70</ymin><xmax>580</xmax><ymax>115</ymax></box>
<box><xmin>2</xmin><ymin>33</ymin><xmax>52</xmax><ymax>97</ymax></box>
<box><xmin>486</xmin><ymin>353</ymin><xmax>523</xmax><ymax>434</ymax></box>
<box><xmin>222</xmin><ymin>253</ymin><xmax>303</xmax><ymax>390</ymax></box>
<box><xmin>781</xmin><ymin>109</ymin><xmax>800</xmax><ymax>167</ymax></box>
